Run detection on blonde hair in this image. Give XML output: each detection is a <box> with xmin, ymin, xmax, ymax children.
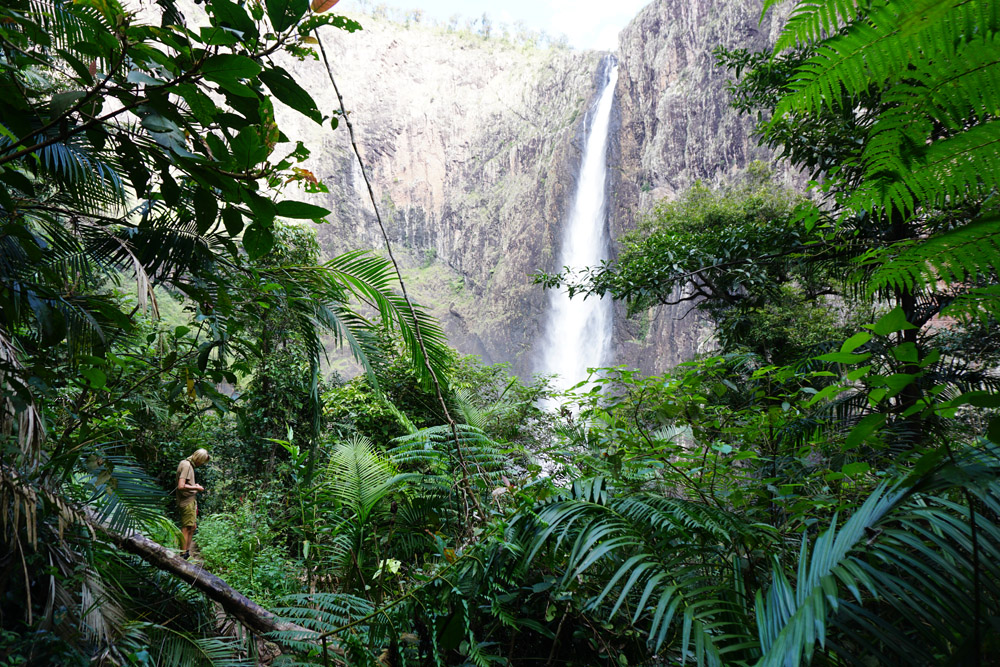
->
<box><xmin>189</xmin><ymin>448</ymin><xmax>210</xmax><ymax>466</ymax></box>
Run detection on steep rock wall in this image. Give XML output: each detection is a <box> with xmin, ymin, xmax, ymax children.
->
<box><xmin>608</xmin><ymin>0</ymin><xmax>793</xmax><ymax>374</ymax></box>
<box><xmin>272</xmin><ymin>2</ymin><xmax>794</xmax><ymax>378</ymax></box>
<box><xmin>275</xmin><ymin>18</ymin><xmax>602</xmax><ymax>374</ymax></box>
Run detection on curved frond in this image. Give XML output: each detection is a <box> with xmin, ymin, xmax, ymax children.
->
<box><xmin>513</xmin><ymin>480</ymin><xmax>769</xmax><ymax>662</ymax></box>
<box><xmin>862</xmin><ymin>215</ymin><xmax>1000</xmax><ymax>319</ymax></box>
<box><xmin>324</xmin><ymin>435</ymin><xmax>399</xmax><ymax>524</ymax></box>
<box><xmin>757</xmin><ymin>463</ymin><xmax>1000</xmax><ymax>666</ymax></box>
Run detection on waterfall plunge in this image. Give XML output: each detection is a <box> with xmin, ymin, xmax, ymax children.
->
<box><xmin>537</xmin><ymin>58</ymin><xmax>618</xmax><ymax>399</ymax></box>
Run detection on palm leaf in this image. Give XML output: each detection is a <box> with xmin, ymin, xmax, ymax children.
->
<box><xmin>756</xmin><ymin>458</ymin><xmax>1000</xmax><ymax>666</ymax></box>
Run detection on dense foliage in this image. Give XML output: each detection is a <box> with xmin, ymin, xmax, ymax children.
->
<box><xmin>2</xmin><ymin>0</ymin><xmax>999</xmax><ymax>666</ymax></box>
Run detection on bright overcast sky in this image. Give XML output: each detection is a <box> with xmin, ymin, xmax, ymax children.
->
<box><xmin>334</xmin><ymin>0</ymin><xmax>653</xmax><ymax>51</ymax></box>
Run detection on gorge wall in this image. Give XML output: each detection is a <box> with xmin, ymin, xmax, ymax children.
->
<box><xmin>608</xmin><ymin>0</ymin><xmax>794</xmax><ymax>374</ymax></box>
<box><xmin>277</xmin><ymin>0</ymin><xmax>789</xmax><ymax>378</ymax></box>
<box><xmin>279</xmin><ymin>20</ymin><xmax>601</xmax><ymax>372</ymax></box>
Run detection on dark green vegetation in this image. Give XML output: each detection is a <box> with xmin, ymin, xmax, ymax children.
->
<box><xmin>2</xmin><ymin>0</ymin><xmax>1000</xmax><ymax>666</ymax></box>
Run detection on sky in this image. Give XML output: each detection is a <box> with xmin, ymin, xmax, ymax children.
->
<box><xmin>334</xmin><ymin>0</ymin><xmax>653</xmax><ymax>51</ymax></box>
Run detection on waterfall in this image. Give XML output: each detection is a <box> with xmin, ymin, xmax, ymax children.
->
<box><xmin>537</xmin><ymin>57</ymin><xmax>618</xmax><ymax>399</ymax></box>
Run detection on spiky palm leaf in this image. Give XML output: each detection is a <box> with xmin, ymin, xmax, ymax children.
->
<box><xmin>511</xmin><ymin>477</ymin><xmax>772</xmax><ymax>664</ymax></box>
<box><xmin>756</xmin><ymin>452</ymin><xmax>1000</xmax><ymax>665</ymax></box>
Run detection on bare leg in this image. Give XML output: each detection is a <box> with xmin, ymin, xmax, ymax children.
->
<box><xmin>182</xmin><ymin>525</ymin><xmax>195</xmax><ymax>552</ymax></box>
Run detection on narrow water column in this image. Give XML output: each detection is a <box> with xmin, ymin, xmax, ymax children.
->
<box><xmin>537</xmin><ymin>56</ymin><xmax>618</xmax><ymax>399</ymax></box>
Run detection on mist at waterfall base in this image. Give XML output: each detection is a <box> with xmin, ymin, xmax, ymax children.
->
<box><xmin>537</xmin><ymin>59</ymin><xmax>618</xmax><ymax>408</ymax></box>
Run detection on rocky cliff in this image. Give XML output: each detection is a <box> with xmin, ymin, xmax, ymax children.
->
<box><xmin>275</xmin><ymin>19</ymin><xmax>602</xmax><ymax>374</ymax></box>
<box><xmin>276</xmin><ymin>1</ymin><xmax>790</xmax><ymax>378</ymax></box>
<box><xmin>607</xmin><ymin>0</ymin><xmax>793</xmax><ymax>374</ymax></box>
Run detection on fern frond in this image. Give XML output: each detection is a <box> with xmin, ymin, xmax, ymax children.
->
<box><xmin>273</xmin><ymin>592</ymin><xmax>373</xmax><ymax>634</ymax></box>
<box><xmin>772</xmin><ymin>0</ymin><xmax>865</xmax><ymax>51</ymax></box>
<box><xmin>324</xmin><ymin>435</ymin><xmax>399</xmax><ymax>523</ymax></box>
<box><xmin>775</xmin><ymin>0</ymin><xmax>998</xmax><ymax>112</ymax></box>
<box><xmin>863</xmin><ymin>215</ymin><xmax>1000</xmax><ymax>300</ymax></box>
<box><xmin>857</xmin><ymin>120</ymin><xmax>1000</xmax><ymax>216</ymax></box>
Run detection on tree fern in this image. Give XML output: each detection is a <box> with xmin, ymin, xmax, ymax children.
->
<box><xmin>771</xmin><ymin>0</ymin><xmax>1000</xmax><ymax>216</ymax></box>
<box><xmin>861</xmin><ymin>216</ymin><xmax>1000</xmax><ymax>317</ymax></box>
<box><xmin>764</xmin><ymin>0</ymin><xmax>865</xmax><ymax>51</ymax></box>
<box><xmin>765</xmin><ymin>0</ymin><xmax>1000</xmax><ymax>324</ymax></box>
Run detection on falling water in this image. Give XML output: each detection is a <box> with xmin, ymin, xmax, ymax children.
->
<box><xmin>537</xmin><ymin>57</ymin><xmax>618</xmax><ymax>399</ymax></box>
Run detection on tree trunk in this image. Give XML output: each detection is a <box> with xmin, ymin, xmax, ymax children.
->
<box><xmin>84</xmin><ymin>507</ymin><xmax>344</xmax><ymax>659</ymax></box>
<box><xmin>2</xmin><ymin>465</ymin><xmax>345</xmax><ymax>662</ymax></box>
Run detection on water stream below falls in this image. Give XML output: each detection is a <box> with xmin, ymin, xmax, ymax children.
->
<box><xmin>537</xmin><ymin>57</ymin><xmax>618</xmax><ymax>401</ymax></box>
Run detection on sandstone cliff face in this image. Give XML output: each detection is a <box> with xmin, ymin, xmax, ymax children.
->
<box><xmin>608</xmin><ymin>0</ymin><xmax>793</xmax><ymax>374</ymax></box>
<box><xmin>276</xmin><ymin>2</ymin><xmax>792</xmax><ymax>378</ymax></box>
<box><xmin>275</xmin><ymin>18</ymin><xmax>602</xmax><ymax>374</ymax></box>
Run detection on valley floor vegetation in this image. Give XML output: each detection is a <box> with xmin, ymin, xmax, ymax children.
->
<box><xmin>2</xmin><ymin>0</ymin><xmax>1000</xmax><ymax>666</ymax></box>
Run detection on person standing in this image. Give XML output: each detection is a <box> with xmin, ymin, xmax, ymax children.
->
<box><xmin>176</xmin><ymin>448</ymin><xmax>209</xmax><ymax>559</ymax></box>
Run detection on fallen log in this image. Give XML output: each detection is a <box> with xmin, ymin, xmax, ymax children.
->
<box><xmin>87</xmin><ymin>508</ymin><xmax>345</xmax><ymax>660</ymax></box>
<box><xmin>3</xmin><ymin>464</ymin><xmax>343</xmax><ymax>660</ymax></box>
<box><xmin>95</xmin><ymin>513</ymin><xmax>294</xmax><ymax>636</ymax></box>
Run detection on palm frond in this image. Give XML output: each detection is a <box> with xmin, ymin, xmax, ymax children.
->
<box><xmin>513</xmin><ymin>480</ymin><xmax>768</xmax><ymax>662</ymax></box>
<box><xmin>756</xmin><ymin>458</ymin><xmax>1000</xmax><ymax>666</ymax></box>
<box><xmin>126</xmin><ymin>622</ymin><xmax>251</xmax><ymax>667</ymax></box>
<box><xmin>323</xmin><ymin>251</ymin><xmax>451</xmax><ymax>390</ymax></box>
<box><xmin>83</xmin><ymin>455</ymin><xmax>168</xmax><ymax>536</ymax></box>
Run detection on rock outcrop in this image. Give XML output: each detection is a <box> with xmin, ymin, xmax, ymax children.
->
<box><xmin>275</xmin><ymin>1</ymin><xmax>792</xmax><ymax>378</ymax></box>
<box><xmin>276</xmin><ymin>19</ymin><xmax>602</xmax><ymax>375</ymax></box>
<box><xmin>607</xmin><ymin>0</ymin><xmax>793</xmax><ymax>374</ymax></box>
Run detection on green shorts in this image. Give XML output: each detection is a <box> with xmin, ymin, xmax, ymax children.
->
<box><xmin>179</xmin><ymin>502</ymin><xmax>197</xmax><ymax>528</ymax></box>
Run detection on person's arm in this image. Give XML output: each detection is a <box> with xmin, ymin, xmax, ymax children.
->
<box><xmin>178</xmin><ymin>478</ymin><xmax>205</xmax><ymax>492</ymax></box>
<box><xmin>177</xmin><ymin>464</ymin><xmax>205</xmax><ymax>492</ymax></box>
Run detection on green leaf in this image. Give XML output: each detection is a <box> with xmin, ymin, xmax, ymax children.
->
<box><xmin>229</xmin><ymin>127</ymin><xmax>268</xmax><ymax>168</ymax></box>
<box><xmin>842</xmin><ymin>461</ymin><xmax>870</xmax><ymax>477</ymax></box>
<box><xmin>174</xmin><ymin>83</ymin><xmax>220</xmax><ymax>124</ymax></box>
<box><xmin>956</xmin><ymin>391</ymin><xmax>1000</xmax><ymax>409</ymax></box>
<box><xmin>840</xmin><ymin>331</ymin><xmax>871</xmax><ymax>354</ymax></box>
<box><xmin>873</xmin><ymin>373</ymin><xmax>915</xmax><ymax>398</ymax></box>
<box><xmin>200</xmin><ymin>54</ymin><xmax>262</xmax><ymax>83</ymax></box>
<box><xmin>0</xmin><ymin>169</ymin><xmax>34</xmax><ymax>197</ymax></box>
<box><xmin>207</xmin><ymin>0</ymin><xmax>258</xmax><ymax>38</ymax></box>
<box><xmin>890</xmin><ymin>342</ymin><xmax>919</xmax><ymax>364</ymax></box>
<box><xmin>846</xmin><ymin>365</ymin><xmax>872</xmax><ymax>382</ymax></box>
<box><xmin>845</xmin><ymin>413</ymin><xmax>886</xmax><ymax>450</ymax></box>
<box><xmin>988</xmin><ymin>416</ymin><xmax>1000</xmax><ymax>444</ymax></box>
<box><xmin>816</xmin><ymin>351</ymin><xmax>872</xmax><ymax>364</ymax></box>
<box><xmin>243</xmin><ymin>222</ymin><xmax>274</xmax><ymax>259</ymax></box>
<box><xmin>50</xmin><ymin>90</ymin><xmax>86</xmax><ymax>117</ymax></box>
<box><xmin>139</xmin><ymin>112</ymin><xmax>178</xmax><ymax>134</ymax></box>
<box><xmin>222</xmin><ymin>206</ymin><xmax>244</xmax><ymax>236</ymax></box>
<box><xmin>266</xmin><ymin>0</ymin><xmax>308</xmax><ymax>32</ymax></box>
<box><xmin>866</xmin><ymin>307</ymin><xmax>917</xmax><ymax>336</ymax></box>
<box><xmin>79</xmin><ymin>367</ymin><xmax>107</xmax><ymax>389</ymax></box>
<box><xmin>160</xmin><ymin>172</ymin><xmax>180</xmax><ymax>205</ymax></box>
<box><xmin>275</xmin><ymin>200</ymin><xmax>330</xmax><ymax>220</ymax></box>
<box><xmin>193</xmin><ymin>187</ymin><xmax>219</xmax><ymax>234</ymax></box>
<box><xmin>57</xmin><ymin>49</ymin><xmax>95</xmax><ymax>85</ymax></box>
<box><xmin>198</xmin><ymin>27</ymin><xmax>239</xmax><ymax>46</ymax></box>
<box><xmin>241</xmin><ymin>189</ymin><xmax>276</xmax><ymax>225</ymax></box>
<box><xmin>259</xmin><ymin>66</ymin><xmax>322</xmax><ymax>123</ymax></box>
